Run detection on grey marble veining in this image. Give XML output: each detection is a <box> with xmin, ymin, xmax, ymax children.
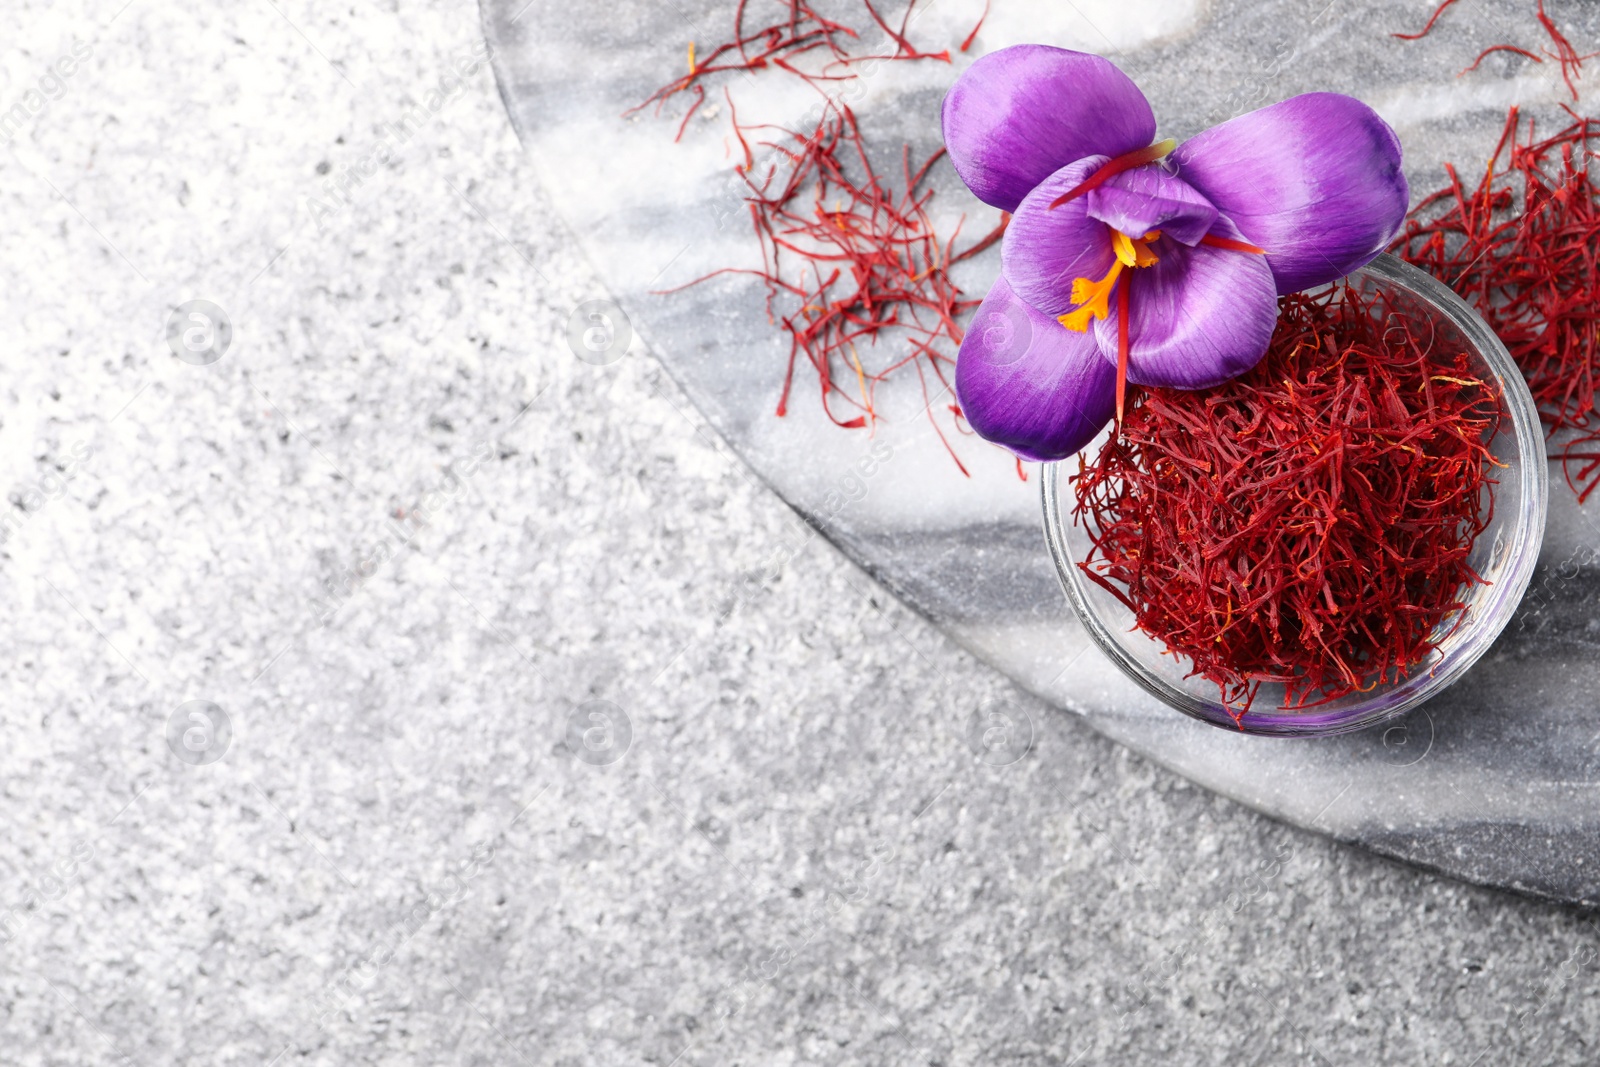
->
<box><xmin>483</xmin><ymin>0</ymin><xmax>1600</xmax><ymax>902</ymax></box>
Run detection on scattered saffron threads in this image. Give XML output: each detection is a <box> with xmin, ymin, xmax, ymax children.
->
<box><xmin>627</xmin><ymin>0</ymin><xmax>968</xmax><ymax>137</ymax></box>
<box><xmin>637</xmin><ymin>1</ymin><xmax>999</xmax><ymax>472</ymax></box>
<box><xmin>1536</xmin><ymin>0</ymin><xmax>1590</xmax><ymax>100</ymax></box>
<box><xmin>632</xmin><ymin>0</ymin><xmax>860</xmax><ymax>130</ymax></box>
<box><xmin>1071</xmin><ymin>282</ymin><xmax>1499</xmax><ymax>720</ymax></box>
<box><xmin>860</xmin><ymin>0</ymin><xmax>952</xmax><ymax>64</ymax></box>
<box><xmin>1393</xmin><ymin>107</ymin><xmax>1600</xmax><ymax>500</ymax></box>
<box><xmin>660</xmin><ymin>100</ymin><xmax>1004</xmax><ymax>471</ymax></box>
<box><xmin>1393</xmin><ymin>0</ymin><xmax>1590</xmax><ymax>101</ymax></box>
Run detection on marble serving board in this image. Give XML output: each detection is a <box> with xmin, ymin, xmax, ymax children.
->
<box><xmin>482</xmin><ymin>0</ymin><xmax>1600</xmax><ymax>903</ymax></box>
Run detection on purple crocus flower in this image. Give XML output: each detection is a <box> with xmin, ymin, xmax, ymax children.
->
<box><xmin>943</xmin><ymin>45</ymin><xmax>1409</xmax><ymax>461</ymax></box>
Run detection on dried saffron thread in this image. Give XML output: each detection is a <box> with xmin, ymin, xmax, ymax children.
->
<box><xmin>1114</xmin><ymin>273</ymin><xmax>1131</xmax><ymax>425</ymax></box>
<box><xmin>1048</xmin><ymin>138</ymin><xmax>1178</xmax><ymax>210</ymax></box>
<box><xmin>1198</xmin><ymin>233</ymin><xmax>1267</xmax><ymax>255</ymax></box>
<box><xmin>1393</xmin><ymin>107</ymin><xmax>1600</xmax><ymax>500</ymax></box>
<box><xmin>1459</xmin><ymin>43</ymin><xmax>1544</xmax><ymax>75</ymax></box>
<box><xmin>960</xmin><ymin>0</ymin><xmax>990</xmax><ymax>52</ymax></box>
<box><xmin>1072</xmin><ymin>282</ymin><xmax>1498</xmax><ymax>719</ymax></box>
<box><xmin>1393</xmin><ymin>0</ymin><xmax>1591</xmax><ymax>101</ymax></box>
<box><xmin>1392</xmin><ymin>0</ymin><xmax>1462</xmax><ymax>41</ymax></box>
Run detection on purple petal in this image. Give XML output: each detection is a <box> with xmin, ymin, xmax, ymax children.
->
<box><xmin>1000</xmin><ymin>156</ymin><xmax>1116</xmax><ymax>319</ymax></box>
<box><xmin>1086</xmin><ymin>167</ymin><xmax>1219</xmax><ymax>247</ymax></box>
<box><xmin>1091</xmin><ymin>221</ymin><xmax>1279</xmax><ymax>390</ymax></box>
<box><xmin>956</xmin><ymin>275</ymin><xmax>1117</xmax><ymax>461</ymax></box>
<box><xmin>1171</xmin><ymin>93</ymin><xmax>1409</xmax><ymax>294</ymax></box>
<box><xmin>942</xmin><ymin>45</ymin><xmax>1156</xmax><ymax>213</ymax></box>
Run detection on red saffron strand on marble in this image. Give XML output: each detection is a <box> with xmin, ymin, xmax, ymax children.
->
<box><xmin>1072</xmin><ymin>282</ymin><xmax>1498</xmax><ymax>718</ymax></box>
<box><xmin>1459</xmin><ymin>43</ymin><xmax>1543</xmax><ymax>76</ymax></box>
<box><xmin>673</xmin><ymin>84</ymin><xmax>707</xmax><ymax>142</ymax></box>
<box><xmin>960</xmin><ymin>0</ymin><xmax>990</xmax><ymax>52</ymax></box>
<box><xmin>1392</xmin><ymin>0</ymin><xmax>1461</xmax><ymax>41</ymax></box>
<box><xmin>1393</xmin><ymin>107</ymin><xmax>1600</xmax><ymax>500</ymax></box>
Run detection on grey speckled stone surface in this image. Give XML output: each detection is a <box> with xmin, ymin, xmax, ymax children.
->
<box><xmin>5</xmin><ymin>0</ymin><xmax>1600</xmax><ymax>1063</ymax></box>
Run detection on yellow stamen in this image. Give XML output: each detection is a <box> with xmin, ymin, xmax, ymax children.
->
<box><xmin>1110</xmin><ymin>230</ymin><xmax>1138</xmax><ymax>267</ymax></box>
<box><xmin>688</xmin><ymin>41</ymin><xmax>697</xmax><ymax>74</ymax></box>
<box><xmin>1111</xmin><ymin>228</ymin><xmax>1162</xmax><ymax>268</ymax></box>
<box><xmin>1058</xmin><ymin>229</ymin><xmax>1162</xmax><ymax>332</ymax></box>
<box><xmin>1058</xmin><ymin>260</ymin><xmax>1123</xmax><ymax>332</ymax></box>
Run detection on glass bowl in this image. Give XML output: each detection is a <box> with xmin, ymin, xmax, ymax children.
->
<box><xmin>1041</xmin><ymin>254</ymin><xmax>1548</xmax><ymax>737</ymax></box>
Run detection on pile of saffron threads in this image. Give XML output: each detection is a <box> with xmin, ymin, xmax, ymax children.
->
<box><xmin>1071</xmin><ymin>282</ymin><xmax>1500</xmax><ymax>719</ymax></box>
<box><xmin>1394</xmin><ymin>107</ymin><xmax>1600</xmax><ymax>500</ymax></box>
<box><xmin>1393</xmin><ymin>0</ymin><xmax>1590</xmax><ymax>100</ymax></box>
<box><xmin>637</xmin><ymin>0</ymin><xmax>1003</xmax><ymax>473</ymax></box>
